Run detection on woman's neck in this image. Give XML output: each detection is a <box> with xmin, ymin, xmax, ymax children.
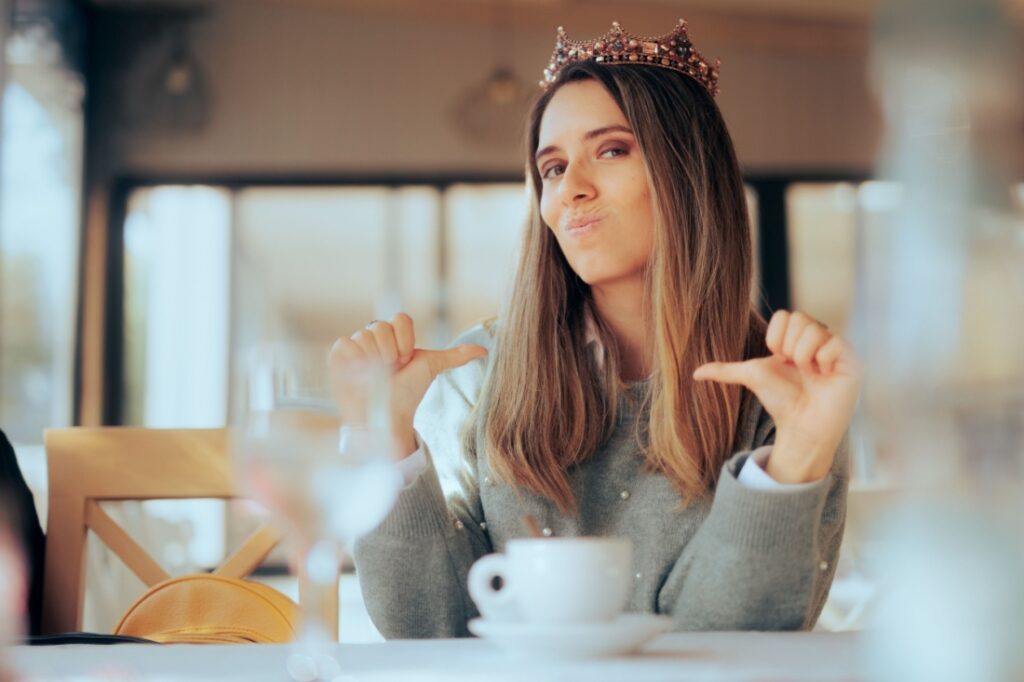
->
<box><xmin>591</xmin><ymin>277</ymin><xmax>652</xmax><ymax>382</ymax></box>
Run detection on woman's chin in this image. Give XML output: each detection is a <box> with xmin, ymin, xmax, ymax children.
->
<box><xmin>575</xmin><ymin>270</ymin><xmax>641</xmax><ymax>290</ymax></box>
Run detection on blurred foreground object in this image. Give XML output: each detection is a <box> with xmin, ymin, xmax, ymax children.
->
<box><xmin>860</xmin><ymin>0</ymin><xmax>1024</xmax><ymax>680</ymax></box>
<box><xmin>233</xmin><ymin>346</ymin><xmax>400</xmax><ymax>680</ymax></box>
<box><xmin>0</xmin><ymin>526</ymin><xmax>26</xmax><ymax>682</ymax></box>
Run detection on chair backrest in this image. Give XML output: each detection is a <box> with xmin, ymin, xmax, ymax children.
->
<box><xmin>41</xmin><ymin>427</ymin><xmax>338</xmax><ymax>638</ymax></box>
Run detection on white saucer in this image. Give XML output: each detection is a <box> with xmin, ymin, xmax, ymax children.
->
<box><xmin>468</xmin><ymin>614</ymin><xmax>672</xmax><ymax>659</ymax></box>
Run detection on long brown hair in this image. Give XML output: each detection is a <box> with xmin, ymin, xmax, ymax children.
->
<box><xmin>467</xmin><ymin>61</ymin><xmax>766</xmax><ymax>511</ymax></box>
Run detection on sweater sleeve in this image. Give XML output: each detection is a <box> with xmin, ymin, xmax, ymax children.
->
<box><xmin>351</xmin><ymin>327</ymin><xmax>492</xmax><ymax>639</ymax></box>
<box><xmin>664</xmin><ymin>413</ymin><xmax>850</xmax><ymax>631</ymax></box>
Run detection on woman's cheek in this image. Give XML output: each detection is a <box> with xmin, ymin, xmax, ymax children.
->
<box><xmin>540</xmin><ymin>196</ymin><xmax>559</xmax><ymax>231</ymax></box>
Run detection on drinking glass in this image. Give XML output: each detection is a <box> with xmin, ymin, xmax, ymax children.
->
<box><xmin>232</xmin><ymin>343</ymin><xmax>401</xmax><ymax>681</ymax></box>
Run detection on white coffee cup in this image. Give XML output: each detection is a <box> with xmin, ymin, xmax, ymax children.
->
<box><xmin>467</xmin><ymin>537</ymin><xmax>632</xmax><ymax>624</ymax></box>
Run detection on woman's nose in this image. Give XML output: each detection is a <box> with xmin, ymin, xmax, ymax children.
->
<box><xmin>558</xmin><ymin>161</ymin><xmax>596</xmax><ymax>205</ymax></box>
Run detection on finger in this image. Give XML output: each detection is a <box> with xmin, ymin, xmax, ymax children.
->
<box><xmin>419</xmin><ymin>344</ymin><xmax>488</xmax><ymax>378</ymax></box>
<box><xmin>781</xmin><ymin>311</ymin><xmax>814</xmax><ymax>358</ymax></box>
<box><xmin>692</xmin><ymin>360</ymin><xmax>761</xmax><ymax>388</ymax></box>
<box><xmin>814</xmin><ymin>336</ymin><xmax>847</xmax><ymax>375</ymax></box>
<box><xmin>391</xmin><ymin>313</ymin><xmax>416</xmax><ymax>363</ymax></box>
<box><xmin>350</xmin><ymin>328</ymin><xmax>381</xmax><ymax>359</ymax></box>
<box><xmin>793</xmin><ymin>325</ymin><xmax>831</xmax><ymax>372</ymax></box>
<box><xmin>367</xmin><ymin>321</ymin><xmax>400</xmax><ymax>364</ymax></box>
<box><xmin>765</xmin><ymin>309</ymin><xmax>790</xmax><ymax>356</ymax></box>
<box><xmin>329</xmin><ymin>337</ymin><xmax>366</xmax><ymax>363</ymax></box>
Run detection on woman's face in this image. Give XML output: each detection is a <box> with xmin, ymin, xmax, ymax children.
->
<box><xmin>535</xmin><ymin>79</ymin><xmax>656</xmax><ymax>289</ymax></box>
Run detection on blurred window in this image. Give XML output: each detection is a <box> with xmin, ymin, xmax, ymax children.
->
<box><xmin>786</xmin><ymin>183</ymin><xmax>859</xmax><ymax>337</ymax></box>
<box><xmin>788</xmin><ymin>178</ymin><xmax>1024</xmax><ymax>352</ymax></box>
<box><xmin>786</xmin><ymin>180</ymin><xmax>909</xmax><ymax>340</ymax></box>
<box><xmin>445</xmin><ymin>184</ymin><xmax>526</xmax><ymax>336</ymax></box>
<box><xmin>232</xmin><ymin>186</ymin><xmax>441</xmax><ymax>351</ymax></box>
<box><xmin>122</xmin><ymin>186</ymin><xmax>232</xmax><ymax>427</ymax></box>
<box><xmin>121</xmin><ymin>182</ymin><xmax>526</xmax><ymax>427</ymax></box>
<box><xmin>0</xmin><ymin>29</ymin><xmax>83</xmax><ymax>448</ymax></box>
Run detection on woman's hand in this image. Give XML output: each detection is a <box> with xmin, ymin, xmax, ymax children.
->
<box><xmin>329</xmin><ymin>313</ymin><xmax>487</xmax><ymax>459</ymax></box>
<box><xmin>692</xmin><ymin>310</ymin><xmax>862</xmax><ymax>484</ymax></box>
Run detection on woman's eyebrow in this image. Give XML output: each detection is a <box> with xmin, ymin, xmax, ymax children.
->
<box><xmin>535</xmin><ymin>124</ymin><xmax>635</xmax><ymax>162</ymax></box>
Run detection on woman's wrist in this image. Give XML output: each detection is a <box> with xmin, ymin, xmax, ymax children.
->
<box><xmin>385</xmin><ymin>403</ymin><xmax>418</xmax><ymax>458</ymax></box>
<box><xmin>766</xmin><ymin>428</ymin><xmax>837</xmax><ymax>484</ymax></box>
<box><xmin>392</xmin><ymin>425</ymin><xmax>418</xmax><ymax>460</ymax></box>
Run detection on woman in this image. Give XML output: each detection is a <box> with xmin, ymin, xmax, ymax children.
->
<box><xmin>338</xmin><ymin>20</ymin><xmax>861</xmax><ymax>638</ymax></box>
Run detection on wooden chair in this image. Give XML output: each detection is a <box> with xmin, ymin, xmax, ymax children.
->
<box><xmin>41</xmin><ymin>427</ymin><xmax>339</xmax><ymax>638</ymax></box>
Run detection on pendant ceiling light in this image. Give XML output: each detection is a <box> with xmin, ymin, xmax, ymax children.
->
<box><xmin>451</xmin><ymin>2</ymin><xmax>533</xmax><ymax>151</ymax></box>
<box><xmin>137</xmin><ymin>20</ymin><xmax>210</xmax><ymax>133</ymax></box>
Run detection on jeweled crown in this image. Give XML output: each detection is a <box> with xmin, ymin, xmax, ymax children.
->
<box><xmin>541</xmin><ymin>19</ymin><xmax>721</xmax><ymax>97</ymax></box>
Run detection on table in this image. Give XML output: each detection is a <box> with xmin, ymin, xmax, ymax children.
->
<box><xmin>9</xmin><ymin>631</ymin><xmax>864</xmax><ymax>681</ymax></box>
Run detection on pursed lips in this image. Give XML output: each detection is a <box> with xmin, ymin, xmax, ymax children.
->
<box><xmin>564</xmin><ymin>215</ymin><xmax>604</xmax><ymax>235</ymax></box>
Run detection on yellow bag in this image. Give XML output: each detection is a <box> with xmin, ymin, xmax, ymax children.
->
<box><xmin>113</xmin><ymin>574</ymin><xmax>300</xmax><ymax>644</ymax></box>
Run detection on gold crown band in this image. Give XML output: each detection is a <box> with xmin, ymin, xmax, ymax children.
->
<box><xmin>541</xmin><ymin>19</ymin><xmax>721</xmax><ymax>97</ymax></box>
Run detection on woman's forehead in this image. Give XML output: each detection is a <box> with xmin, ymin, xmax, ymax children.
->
<box><xmin>537</xmin><ymin>80</ymin><xmax>629</xmax><ymax>149</ymax></box>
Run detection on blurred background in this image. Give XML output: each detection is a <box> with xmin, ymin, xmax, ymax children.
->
<box><xmin>1</xmin><ymin>0</ymin><xmax>1021</xmax><ymax>646</ymax></box>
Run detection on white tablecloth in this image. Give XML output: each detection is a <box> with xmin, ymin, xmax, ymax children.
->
<box><xmin>9</xmin><ymin>631</ymin><xmax>864</xmax><ymax>681</ymax></box>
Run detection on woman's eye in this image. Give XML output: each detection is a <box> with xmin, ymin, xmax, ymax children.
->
<box><xmin>541</xmin><ymin>164</ymin><xmax>565</xmax><ymax>180</ymax></box>
<box><xmin>600</xmin><ymin>146</ymin><xmax>628</xmax><ymax>158</ymax></box>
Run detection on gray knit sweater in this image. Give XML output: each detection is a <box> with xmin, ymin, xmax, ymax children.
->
<box><xmin>353</xmin><ymin>324</ymin><xmax>849</xmax><ymax>638</ymax></box>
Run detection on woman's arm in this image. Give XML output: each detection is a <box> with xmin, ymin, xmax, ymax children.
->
<box><xmin>352</xmin><ymin>439</ymin><xmax>490</xmax><ymax>638</ymax></box>
<box><xmin>669</xmin><ymin>309</ymin><xmax>858</xmax><ymax>629</ymax></box>
<box><xmin>665</xmin><ymin>430</ymin><xmax>849</xmax><ymax>630</ymax></box>
<box><xmin>351</xmin><ymin>326</ymin><xmax>493</xmax><ymax>639</ymax></box>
